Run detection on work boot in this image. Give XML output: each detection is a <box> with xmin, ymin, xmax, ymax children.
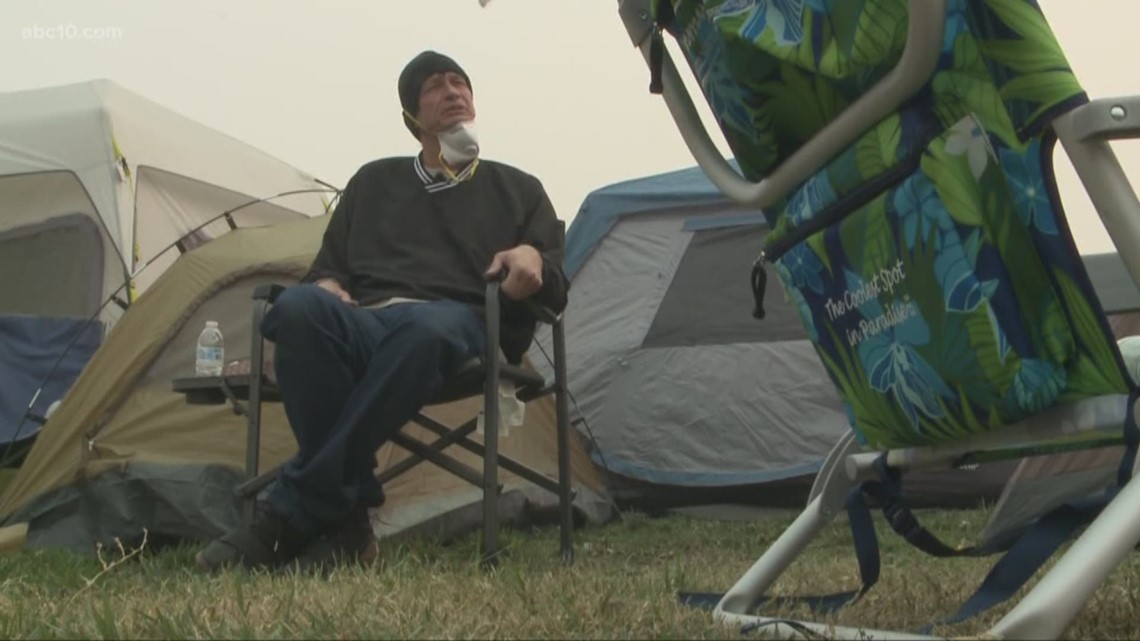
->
<box><xmin>288</xmin><ymin>507</ymin><xmax>379</xmax><ymax>574</ymax></box>
<box><xmin>195</xmin><ymin>503</ymin><xmax>314</xmax><ymax>572</ymax></box>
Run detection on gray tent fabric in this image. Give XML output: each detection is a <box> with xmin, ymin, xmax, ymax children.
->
<box><xmin>0</xmin><ymin>213</ymin><xmax>104</xmax><ymax>317</ymax></box>
<box><xmin>643</xmin><ymin>224</ymin><xmax>804</xmax><ymax>347</ymax></box>
<box><xmin>534</xmin><ymin>181</ymin><xmax>851</xmax><ymax>494</ymax></box>
<box><xmin>592</xmin><ymin>341</ymin><xmax>841</xmax><ymax>486</ymax></box>
<box><xmin>563</xmin><ymin>164</ymin><xmax>744</xmax><ymax>278</ymax></box>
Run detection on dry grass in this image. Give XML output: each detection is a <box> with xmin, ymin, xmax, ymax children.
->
<box><xmin>1</xmin><ymin>507</ymin><xmax>1138</xmax><ymax>639</ymax></box>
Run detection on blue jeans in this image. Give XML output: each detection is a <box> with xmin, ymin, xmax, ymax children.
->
<box><xmin>259</xmin><ymin>284</ymin><xmax>486</xmax><ymax>536</ymax></box>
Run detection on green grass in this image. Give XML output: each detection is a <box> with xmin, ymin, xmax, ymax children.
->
<box><xmin>1</xmin><ymin>508</ymin><xmax>1138</xmax><ymax>639</ymax></box>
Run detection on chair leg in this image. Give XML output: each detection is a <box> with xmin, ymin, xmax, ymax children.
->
<box><xmin>713</xmin><ymin>495</ymin><xmax>842</xmax><ymax>624</ymax></box>
<box><xmin>389</xmin><ymin>432</ymin><xmax>490</xmax><ymax>489</ymax></box>
<box><xmin>234</xmin><ymin>462</ymin><xmax>284</xmax><ymax>501</ymax></box>
<box><xmin>553</xmin><ymin>320</ymin><xmax>574</xmax><ymax>564</ymax></box>
<box><xmin>987</xmin><ymin>466</ymin><xmax>1140</xmax><ymax>640</ymax></box>
<box><xmin>377</xmin><ymin>418</ymin><xmax>479</xmax><ymax>485</ymax></box>
<box><xmin>713</xmin><ymin>434</ymin><xmax>861</xmax><ymax>630</ymax></box>
<box><xmin>414</xmin><ymin>414</ymin><xmax>565</xmax><ymax>494</ymax></box>
<box><xmin>482</xmin><ymin>283</ymin><xmax>502</xmax><ymax>568</ymax></box>
<box><xmin>243</xmin><ymin>297</ymin><xmax>269</xmax><ymax>523</ymax></box>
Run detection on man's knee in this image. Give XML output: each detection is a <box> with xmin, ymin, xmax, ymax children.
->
<box><xmin>262</xmin><ymin>284</ymin><xmax>339</xmax><ymax>342</ymax></box>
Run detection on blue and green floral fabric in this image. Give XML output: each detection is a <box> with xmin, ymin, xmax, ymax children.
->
<box><xmin>654</xmin><ymin>0</ymin><xmax>1132</xmax><ymax>448</ymax></box>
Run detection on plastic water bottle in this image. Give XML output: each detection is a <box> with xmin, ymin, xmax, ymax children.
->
<box><xmin>195</xmin><ymin>321</ymin><xmax>224</xmax><ymax>377</ymax></box>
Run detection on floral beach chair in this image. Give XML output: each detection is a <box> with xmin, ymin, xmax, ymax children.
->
<box><xmin>618</xmin><ymin>0</ymin><xmax>1140</xmax><ymax>638</ymax></box>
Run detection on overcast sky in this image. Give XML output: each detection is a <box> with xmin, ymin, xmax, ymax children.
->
<box><xmin>2</xmin><ymin>0</ymin><xmax>1135</xmax><ymax>254</ymax></box>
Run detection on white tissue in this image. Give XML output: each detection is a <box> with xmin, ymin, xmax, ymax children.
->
<box><xmin>476</xmin><ymin>379</ymin><xmax>525</xmax><ymax>438</ymax></box>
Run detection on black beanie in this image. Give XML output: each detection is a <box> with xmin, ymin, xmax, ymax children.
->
<box><xmin>398</xmin><ymin>50</ymin><xmax>471</xmax><ymax>138</ymax></box>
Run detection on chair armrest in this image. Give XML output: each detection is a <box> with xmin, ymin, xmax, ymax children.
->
<box><xmin>485</xmin><ymin>277</ymin><xmax>502</xmax><ymax>312</ymax></box>
<box><xmin>253</xmin><ymin>283</ymin><xmax>286</xmax><ymax>303</ymax></box>
<box><xmin>253</xmin><ymin>281</ymin><xmax>285</xmax><ymax>301</ymax></box>
<box><xmin>1071</xmin><ymin>96</ymin><xmax>1140</xmax><ymax>142</ymax></box>
<box><xmin>621</xmin><ymin>0</ymin><xmax>946</xmax><ymax>208</ymax></box>
<box><xmin>484</xmin><ymin>271</ymin><xmax>562</xmax><ymax>325</ymax></box>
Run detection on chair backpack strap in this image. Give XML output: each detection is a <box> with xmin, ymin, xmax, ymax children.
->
<box><xmin>678</xmin><ymin>483</ymin><xmax>880</xmax><ymax>621</ymax></box>
<box><xmin>860</xmin><ymin>455</ymin><xmax>989</xmax><ymax>558</ymax></box>
<box><xmin>916</xmin><ymin>500</ymin><xmax>1102</xmax><ymax>633</ymax></box>
<box><xmin>841</xmin><ymin>456</ymin><xmax>1101</xmax><ymax>633</ymax></box>
<box><xmin>680</xmin><ymin>391</ymin><xmax>1140</xmax><ymax>633</ymax></box>
<box><xmin>855</xmin><ymin>394</ymin><xmax>1140</xmax><ymax>635</ymax></box>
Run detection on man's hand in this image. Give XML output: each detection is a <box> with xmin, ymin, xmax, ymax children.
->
<box><xmin>315</xmin><ymin>278</ymin><xmax>357</xmax><ymax>306</ymax></box>
<box><xmin>485</xmin><ymin>245</ymin><xmax>543</xmax><ymax>300</ymax></box>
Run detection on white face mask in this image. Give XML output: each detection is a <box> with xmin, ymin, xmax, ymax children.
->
<box><xmin>438</xmin><ymin>121</ymin><xmax>479</xmax><ymax>166</ymax></box>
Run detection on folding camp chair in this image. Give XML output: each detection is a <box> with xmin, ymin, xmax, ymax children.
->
<box><xmin>172</xmin><ymin>278</ymin><xmax>575</xmax><ymax>566</ymax></box>
<box><xmin>621</xmin><ymin>0</ymin><xmax>1140</xmax><ymax>637</ymax></box>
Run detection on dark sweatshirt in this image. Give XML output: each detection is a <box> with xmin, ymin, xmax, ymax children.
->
<box><xmin>304</xmin><ymin>154</ymin><xmax>569</xmax><ymax>363</ymax></box>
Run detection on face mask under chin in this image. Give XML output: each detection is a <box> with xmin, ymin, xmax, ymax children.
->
<box><xmin>438</xmin><ymin>121</ymin><xmax>479</xmax><ymax>166</ymax></box>
<box><xmin>402</xmin><ymin>109</ymin><xmax>481</xmax><ymax>174</ymax></box>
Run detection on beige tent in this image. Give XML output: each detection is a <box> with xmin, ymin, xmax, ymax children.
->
<box><xmin>0</xmin><ymin>78</ymin><xmax>331</xmax><ymax>321</ymax></box>
<box><xmin>0</xmin><ymin>214</ymin><xmax>613</xmax><ymax>553</ymax></box>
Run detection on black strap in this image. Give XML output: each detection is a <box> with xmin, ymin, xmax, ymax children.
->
<box><xmin>678</xmin><ymin>484</ymin><xmax>1095</xmax><ymax>633</ymax></box>
<box><xmin>917</xmin><ymin>500</ymin><xmax>1102</xmax><ymax>633</ymax></box>
<box><xmin>861</xmin><ymin>455</ymin><xmax>990</xmax><ymax>558</ymax></box>
<box><xmin>1109</xmin><ymin>388</ymin><xmax>1140</xmax><ymax>501</ymax></box>
<box><xmin>861</xmin><ymin>392</ymin><xmax>1140</xmax><ymax>632</ymax></box>
<box><xmin>850</xmin><ymin>468</ymin><xmax>1105</xmax><ymax>634</ymax></box>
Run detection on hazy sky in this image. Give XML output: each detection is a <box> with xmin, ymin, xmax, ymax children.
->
<box><xmin>2</xmin><ymin>0</ymin><xmax>1135</xmax><ymax>254</ymax></box>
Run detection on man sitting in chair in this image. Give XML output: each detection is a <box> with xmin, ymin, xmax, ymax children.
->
<box><xmin>196</xmin><ymin>50</ymin><xmax>569</xmax><ymax>571</ymax></box>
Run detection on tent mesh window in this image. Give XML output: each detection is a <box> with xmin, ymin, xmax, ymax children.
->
<box><xmin>0</xmin><ymin>213</ymin><xmax>103</xmax><ymax>317</ymax></box>
<box><xmin>641</xmin><ymin>224</ymin><xmax>808</xmax><ymax>348</ymax></box>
